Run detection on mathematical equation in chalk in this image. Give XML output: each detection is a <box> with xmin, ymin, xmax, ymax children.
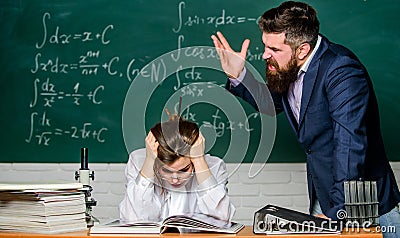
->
<box><xmin>181</xmin><ymin>108</ymin><xmax>258</xmax><ymax>138</ymax></box>
<box><xmin>173</xmin><ymin>1</ymin><xmax>259</xmax><ymax>33</ymax></box>
<box><xmin>30</xmin><ymin>50</ymin><xmax>122</xmax><ymax>76</ymax></box>
<box><xmin>25</xmin><ymin>111</ymin><xmax>108</xmax><ymax>146</ymax></box>
<box><xmin>36</xmin><ymin>12</ymin><xmax>113</xmax><ymax>49</ymax></box>
<box><xmin>29</xmin><ymin>78</ymin><xmax>104</xmax><ymax>108</ymax></box>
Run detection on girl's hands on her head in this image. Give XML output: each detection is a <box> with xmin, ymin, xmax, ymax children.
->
<box><xmin>189</xmin><ymin>132</ymin><xmax>212</xmax><ymax>184</ymax></box>
<box><xmin>145</xmin><ymin>131</ymin><xmax>159</xmax><ymax>161</ymax></box>
<box><xmin>189</xmin><ymin>132</ymin><xmax>205</xmax><ymax>159</ymax></box>
<box><xmin>140</xmin><ymin>131</ymin><xmax>159</xmax><ymax>179</ymax></box>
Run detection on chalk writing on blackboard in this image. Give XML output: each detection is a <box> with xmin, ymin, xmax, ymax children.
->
<box><xmin>201</xmin><ymin>109</ymin><xmax>258</xmax><ymax>137</ymax></box>
<box><xmin>30</xmin><ymin>78</ymin><xmax>104</xmax><ymax>107</ymax></box>
<box><xmin>24</xmin><ymin>4</ymin><xmax>264</xmax><ymax>150</ymax></box>
<box><xmin>36</xmin><ymin>12</ymin><xmax>113</xmax><ymax>49</ymax></box>
<box><xmin>172</xmin><ymin>1</ymin><xmax>259</xmax><ymax>33</ymax></box>
<box><xmin>26</xmin><ymin>111</ymin><xmax>108</xmax><ymax>146</ymax></box>
<box><xmin>26</xmin><ymin>12</ymin><xmax>116</xmax><ymax>146</ymax></box>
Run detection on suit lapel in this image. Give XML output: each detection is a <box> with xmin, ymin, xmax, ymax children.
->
<box><xmin>298</xmin><ymin>36</ymin><xmax>329</xmax><ymax>127</ymax></box>
<box><xmin>298</xmin><ymin>63</ymin><xmax>318</xmax><ymax>127</ymax></box>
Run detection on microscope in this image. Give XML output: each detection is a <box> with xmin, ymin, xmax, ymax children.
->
<box><xmin>75</xmin><ymin>147</ymin><xmax>98</xmax><ymax>227</ymax></box>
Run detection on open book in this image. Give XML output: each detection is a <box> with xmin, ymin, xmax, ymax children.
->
<box><xmin>90</xmin><ymin>214</ymin><xmax>244</xmax><ymax>234</ymax></box>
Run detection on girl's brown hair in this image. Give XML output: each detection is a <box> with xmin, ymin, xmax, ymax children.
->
<box><xmin>150</xmin><ymin>117</ymin><xmax>199</xmax><ymax>189</ymax></box>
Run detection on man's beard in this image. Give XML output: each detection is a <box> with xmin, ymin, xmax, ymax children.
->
<box><xmin>266</xmin><ymin>54</ymin><xmax>300</xmax><ymax>94</ymax></box>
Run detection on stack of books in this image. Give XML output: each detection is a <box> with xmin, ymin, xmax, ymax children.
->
<box><xmin>0</xmin><ymin>182</ymin><xmax>87</xmax><ymax>234</ymax></box>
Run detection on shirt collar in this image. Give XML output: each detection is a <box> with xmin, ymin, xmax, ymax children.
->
<box><xmin>298</xmin><ymin>35</ymin><xmax>322</xmax><ymax>75</ymax></box>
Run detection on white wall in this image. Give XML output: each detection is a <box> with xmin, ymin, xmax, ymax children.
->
<box><xmin>1</xmin><ymin>162</ymin><xmax>399</xmax><ymax>226</ymax></box>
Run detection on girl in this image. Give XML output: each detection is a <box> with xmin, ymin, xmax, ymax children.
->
<box><xmin>119</xmin><ymin>117</ymin><xmax>235</xmax><ymax>222</ymax></box>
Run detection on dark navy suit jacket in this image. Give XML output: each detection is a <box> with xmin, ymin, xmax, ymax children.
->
<box><xmin>227</xmin><ymin>35</ymin><xmax>400</xmax><ymax>219</ymax></box>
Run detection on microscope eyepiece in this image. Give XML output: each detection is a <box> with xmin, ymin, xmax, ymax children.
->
<box><xmin>80</xmin><ymin>148</ymin><xmax>89</xmax><ymax>170</ymax></box>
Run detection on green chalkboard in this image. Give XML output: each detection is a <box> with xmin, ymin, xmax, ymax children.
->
<box><xmin>0</xmin><ymin>0</ymin><xmax>399</xmax><ymax>163</ymax></box>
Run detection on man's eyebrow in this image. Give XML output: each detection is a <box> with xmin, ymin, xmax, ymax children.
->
<box><xmin>267</xmin><ymin>46</ymin><xmax>281</xmax><ymax>51</ymax></box>
<box><xmin>262</xmin><ymin>39</ymin><xmax>281</xmax><ymax>51</ymax></box>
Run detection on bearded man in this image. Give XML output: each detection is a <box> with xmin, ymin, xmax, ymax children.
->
<box><xmin>212</xmin><ymin>1</ymin><xmax>400</xmax><ymax>236</ymax></box>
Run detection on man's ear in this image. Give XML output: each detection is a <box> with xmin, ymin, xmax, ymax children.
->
<box><xmin>297</xmin><ymin>43</ymin><xmax>311</xmax><ymax>60</ymax></box>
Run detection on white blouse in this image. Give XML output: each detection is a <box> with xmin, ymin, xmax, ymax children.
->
<box><xmin>119</xmin><ymin>148</ymin><xmax>236</xmax><ymax>222</ymax></box>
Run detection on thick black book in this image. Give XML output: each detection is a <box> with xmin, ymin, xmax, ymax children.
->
<box><xmin>253</xmin><ymin>204</ymin><xmax>340</xmax><ymax>235</ymax></box>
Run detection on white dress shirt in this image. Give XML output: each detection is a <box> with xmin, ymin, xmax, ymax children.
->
<box><xmin>287</xmin><ymin>71</ymin><xmax>305</xmax><ymax>122</ymax></box>
<box><xmin>119</xmin><ymin>148</ymin><xmax>236</xmax><ymax>222</ymax></box>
